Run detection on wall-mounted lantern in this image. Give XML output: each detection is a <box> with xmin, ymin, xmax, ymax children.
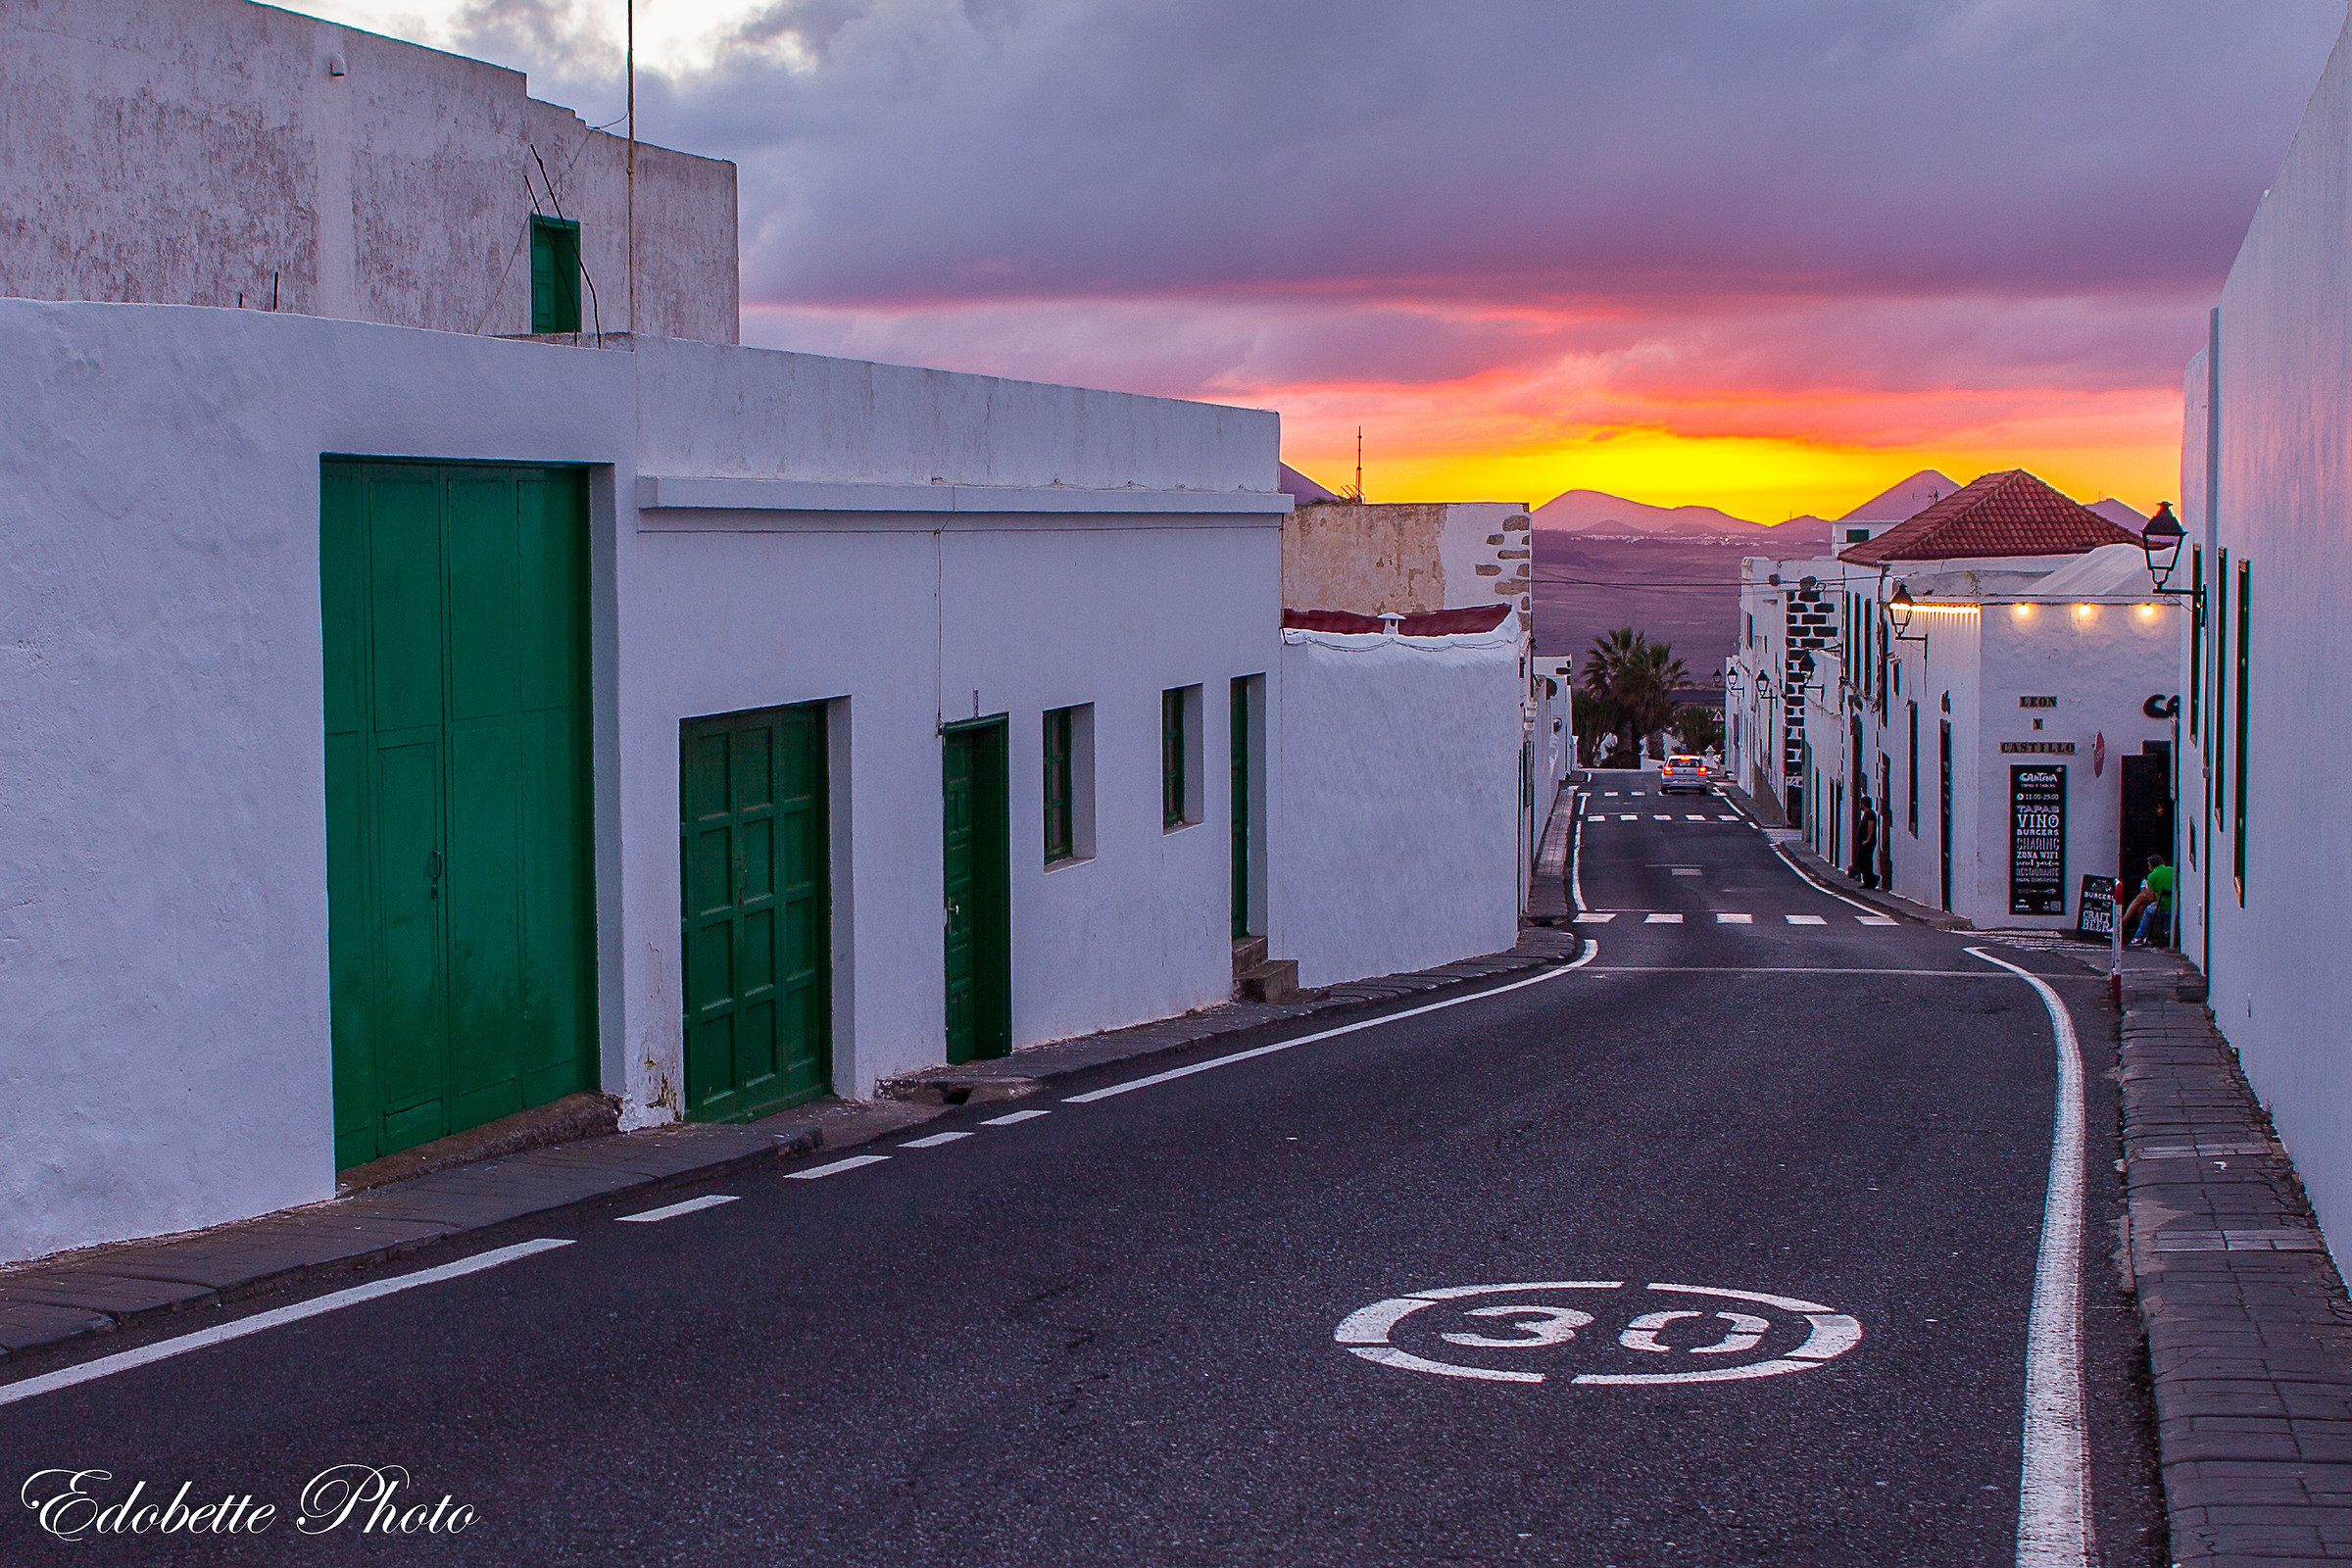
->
<box><xmin>2139</xmin><ymin>502</ymin><xmax>2200</xmax><ymax>609</ymax></box>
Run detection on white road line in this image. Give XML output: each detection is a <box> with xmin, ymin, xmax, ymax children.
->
<box><xmin>1571</xmin><ymin>800</ymin><xmax>1588</xmax><ymax>912</ymax></box>
<box><xmin>901</xmin><ymin>1130</ymin><xmax>974</xmax><ymax>1149</ymax></box>
<box><xmin>1785</xmin><ymin>914</ymin><xmax>1828</xmax><ymax>925</ymax></box>
<box><xmin>1064</xmin><ymin>941</ymin><xmax>1601</xmax><ymax>1104</ymax></box>
<box><xmin>616</xmin><ymin>1194</ymin><xmax>738</xmax><ymax>1223</ymax></box>
<box><xmin>1685</xmin><ymin>814</ymin><xmax>1707</xmax><ymax>821</ymax></box>
<box><xmin>1968</xmin><ymin>946</ymin><xmax>2089</xmax><ymax>1568</ymax></box>
<box><xmin>981</xmin><ymin>1108</ymin><xmax>1051</xmax><ymax>1126</ymax></box>
<box><xmin>1716</xmin><ymin>912</ymin><xmax>1753</xmax><ymax>923</ymax></box>
<box><xmin>0</xmin><ymin>1239</ymin><xmax>573</xmax><ymax>1410</ymax></box>
<box><xmin>1604</xmin><ymin>791</ymin><xmax>1619</xmax><ymax>797</ymax></box>
<box><xmin>1619</xmin><ymin>813</ymin><xmax>1637</xmax><ymax>821</ymax></box>
<box><xmin>1574</xmin><ymin>911</ymin><xmax>1616</xmax><ymax>923</ymax></box>
<box><xmin>784</xmin><ymin>1154</ymin><xmax>890</xmax><ymax>1180</ymax></box>
<box><xmin>1586</xmin><ymin>965</ymin><xmax>2007</xmax><ymax>976</ymax></box>
<box><xmin>1857</xmin><ymin>914</ymin><xmax>1898</xmax><ymax>926</ymax></box>
<box><xmin>1715</xmin><ymin>814</ymin><xmax>1740</xmax><ymax>821</ymax></box>
<box><xmin>1652</xmin><ymin>814</ymin><xmax>1671</xmax><ymax>821</ymax></box>
<box><xmin>1644</xmin><ymin>912</ymin><xmax>1683</xmax><ymax>923</ymax></box>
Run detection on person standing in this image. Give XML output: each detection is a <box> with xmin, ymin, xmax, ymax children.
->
<box><xmin>1853</xmin><ymin>796</ymin><xmax>1881</xmax><ymax>890</ymax></box>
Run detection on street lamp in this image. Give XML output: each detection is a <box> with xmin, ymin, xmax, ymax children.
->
<box><xmin>1887</xmin><ymin>583</ymin><xmax>1929</xmax><ymax>644</ymax></box>
<box><xmin>2139</xmin><ymin>502</ymin><xmax>2198</xmax><ymax>606</ymax></box>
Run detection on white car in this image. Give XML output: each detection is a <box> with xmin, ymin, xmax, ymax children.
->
<box><xmin>1660</xmin><ymin>755</ymin><xmax>1713</xmax><ymax>795</ymax></box>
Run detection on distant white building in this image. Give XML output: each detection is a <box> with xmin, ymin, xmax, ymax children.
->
<box><xmin>1740</xmin><ymin>471</ymin><xmax>2173</xmax><ymax>928</ymax></box>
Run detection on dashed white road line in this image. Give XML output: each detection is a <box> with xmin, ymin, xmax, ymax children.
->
<box><xmin>0</xmin><ymin>1239</ymin><xmax>574</xmax><ymax>1409</ymax></box>
<box><xmin>981</xmin><ymin>1109</ymin><xmax>1052</xmax><ymax>1126</ymax></box>
<box><xmin>1716</xmin><ymin>912</ymin><xmax>1753</xmax><ymax>924</ymax></box>
<box><xmin>616</xmin><ymin>1194</ymin><xmax>738</xmax><ymax>1223</ymax></box>
<box><xmin>1857</xmin><ymin>914</ymin><xmax>1899</xmax><ymax>926</ymax></box>
<box><xmin>1785</xmin><ymin>914</ymin><xmax>1828</xmax><ymax>925</ymax></box>
<box><xmin>1651</xmin><ymin>814</ymin><xmax>1671</xmax><ymax>821</ymax></box>
<box><xmin>1064</xmin><ymin>940</ymin><xmax>1601</xmax><ymax>1104</ymax></box>
<box><xmin>1685</xmin><ymin>813</ymin><xmax>1707</xmax><ymax>821</ymax></box>
<box><xmin>901</xmin><ymin>1130</ymin><xmax>973</xmax><ymax>1149</ymax></box>
<box><xmin>1968</xmin><ymin>946</ymin><xmax>2090</xmax><ymax>1568</ymax></box>
<box><xmin>1575</xmin><ymin>911</ymin><xmax>1617</xmax><ymax>923</ymax></box>
<box><xmin>1644</xmin><ymin>912</ymin><xmax>1683</xmax><ymax>923</ymax></box>
<box><xmin>784</xmin><ymin>1154</ymin><xmax>890</xmax><ymax>1180</ymax></box>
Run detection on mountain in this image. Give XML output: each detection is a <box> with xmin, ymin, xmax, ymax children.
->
<box><xmin>2086</xmin><ymin>497</ymin><xmax>2149</xmax><ymax>530</ymax></box>
<box><xmin>1841</xmin><ymin>468</ymin><xmax>1960</xmax><ymax>521</ymax></box>
<box><xmin>1534</xmin><ymin>489</ymin><xmax>1793</xmax><ymax>540</ymax></box>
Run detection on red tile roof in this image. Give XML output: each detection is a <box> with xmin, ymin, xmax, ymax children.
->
<box><xmin>1837</xmin><ymin>469</ymin><xmax>2138</xmax><ymax>564</ymax></box>
<box><xmin>1282</xmin><ymin>606</ymin><xmax>1513</xmax><ymax>635</ymax></box>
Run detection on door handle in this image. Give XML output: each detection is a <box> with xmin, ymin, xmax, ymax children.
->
<box><xmin>426</xmin><ymin>849</ymin><xmax>443</xmax><ymax>897</ymax></box>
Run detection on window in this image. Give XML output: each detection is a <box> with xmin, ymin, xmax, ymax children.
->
<box><xmin>2234</xmin><ymin>559</ymin><xmax>2249</xmax><ymax>901</ymax></box>
<box><xmin>1044</xmin><ymin>707</ymin><xmax>1075</xmax><ymax>863</ymax></box>
<box><xmin>1161</xmin><ymin>686</ymin><xmax>1202</xmax><ymax>830</ymax></box>
<box><xmin>1041</xmin><ymin>705</ymin><xmax>1094</xmax><ymax>866</ymax></box>
<box><xmin>530</xmin><ymin>216</ymin><xmax>582</xmax><ymax>333</ymax></box>
<box><xmin>1907</xmin><ymin>701</ymin><xmax>1919</xmax><ymax>837</ymax></box>
<box><xmin>1845</xmin><ymin>527</ymin><xmax>1870</xmax><ymax>544</ymax></box>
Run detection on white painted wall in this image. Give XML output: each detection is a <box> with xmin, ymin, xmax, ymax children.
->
<box><xmin>0</xmin><ymin>297</ymin><xmax>1286</xmax><ymax>1261</ymax></box>
<box><xmin>2177</xmin><ymin>8</ymin><xmax>2352</xmax><ymax>1261</ymax></box>
<box><xmin>0</xmin><ymin>300</ymin><xmax>635</xmax><ymax>1263</ymax></box>
<box><xmin>1270</xmin><ymin>623</ymin><xmax>1522</xmax><ymax>986</ymax></box>
<box><xmin>1</xmin><ymin>0</ymin><xmax>739</xmax><ymax>342</ymax></box>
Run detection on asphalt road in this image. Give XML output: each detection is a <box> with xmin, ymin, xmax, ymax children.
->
<box><xmin>0</xmin><ymin>774</ymin><xmax>2163</xmax><ymax>1565</ymax></box>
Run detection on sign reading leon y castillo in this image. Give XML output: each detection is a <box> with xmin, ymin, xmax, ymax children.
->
<box><xmin>20</xmin><ymin>1465</ymin><xmax>474</xmax><ymax>1543</ymax></box>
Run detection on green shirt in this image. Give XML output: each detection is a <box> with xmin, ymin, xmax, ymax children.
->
<box><xmin>2143</xmin><ymin>864</ymin><xmax>2175</xmax><ymax>909</ymax></box>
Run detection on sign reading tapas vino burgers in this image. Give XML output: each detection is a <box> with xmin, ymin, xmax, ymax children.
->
<box><xmin>2010</xmin><ymin>764</ymin><xmax>2067</xmax><ymax>916</ymax></box>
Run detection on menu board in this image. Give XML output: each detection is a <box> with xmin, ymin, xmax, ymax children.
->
<box><xmin>2077</xmin><ymin>874</ymin><xmax>2117</xmax><ymax>940</ymax></box>
<box><xmin>2010</xmin><ymin>765</ymin><xmax>2067</xmax><ymax>915</ymax></box>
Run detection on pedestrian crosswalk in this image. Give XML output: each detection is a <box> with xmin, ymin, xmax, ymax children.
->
<box><xmin>1575</xmin><ymin>911</ymin><xmax>1896</xmax><ymax>926</ymax></box>
<box><xmin>1607</xmin><ymin>813</ymin><xmax>1740</xmax><ymax>822</ymax></box>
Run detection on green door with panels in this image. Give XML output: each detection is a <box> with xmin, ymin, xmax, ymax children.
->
<box><xmin>1231</xmin><ymin>678</ymin><xmax>1250</xmax><ymax>939</ymax></box>
<box><xmin>681</xmin><ymin>705</ymin><xmax>833</xmax><ymax>1121</ymax></box>
<box><xmin>322</xmin><ymin>462</ymin><xmax>597</xmax><ymax>1170</ymax></box>
<box><xmin>943</xmin><ymin>718</ymin><xmax>1011</xmax><ymax>1064</ymax></box>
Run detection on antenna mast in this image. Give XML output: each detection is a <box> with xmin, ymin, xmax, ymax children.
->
<box><xmin>1354</xmin><ymin>426</ymin><xmax>1363</xmax><ymax>503</ymax></box>
<box><xmin>626</xmin><ymin>0</ymin><xmax>636</xmax><ymax>335</ymax></box>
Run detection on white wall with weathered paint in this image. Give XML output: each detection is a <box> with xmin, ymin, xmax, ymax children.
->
<box><xmin>1270</xmin><ymin>622</ymin><xmax>1523</xmax><ymax>987</ymax></box>
<box><xmin>0</xmin><ymin>299</ymin><xmax>636</xmax><ymax>1264</ymax></box>
<box><xmin>2176</xmin><ymin>8</ymin><xmax>2352</xmax><ymax>1260</ymax></box>
<box><xmin>1</xmin><ymin>0</ymin><xmax>738</xmax><ymax>342</ymax></box>
<box><xmin>0</xmin><ymin>297</ymin><xmax>1286</xmax><ymax>1262</ymax></box>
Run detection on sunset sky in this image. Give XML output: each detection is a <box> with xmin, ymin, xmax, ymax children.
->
<box><xmin>311</xmin><ymin>0</ymin><xmax>2344</xmax><ymax>520</ymax></box>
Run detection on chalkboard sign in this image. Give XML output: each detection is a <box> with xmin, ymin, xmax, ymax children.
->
<box><xmin>2010</xmin><ymin>764</ymin><xmax>2068</xmax><ymax>915</ymax></box>
<box><xmin>2077</xmin><ymin>874</ymin><xmax>2117</xmax><ymax>940</ymax></box>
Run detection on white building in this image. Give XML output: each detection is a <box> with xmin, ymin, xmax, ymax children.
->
<box><xmin>1</xmin><ymin>0</ymin><xmax>738</xmax><ymax>342</ymax></box>
<box><xmin>2174</xmin><ymin>6</ymin><xmax>2352</xmax><ymax>1259</ymax></box>
<box><xmin>1732</xmin><ymin>471</ymin><xmax>2177</xmax><ymax>928</ymax></box>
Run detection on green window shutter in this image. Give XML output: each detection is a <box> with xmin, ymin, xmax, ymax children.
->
<box><xmin>1162</xmin><ymin>688</ymin><xmax>1186</xmax><ymax>829</ymax></box>
<box><xmin>2188</xmin><ymin>547</ymin><xmax>2202</xmax><ymax>738</ymax></box>
<box><xmin>1043</xmin><ymin>708</ymin><xmax>1074</xmax><ymax>863</ymax></box>
<box><xmin>2212</xmin><ymin>549</ymin><xmax>2228</xmax><ymax>817</ymax></box>
<box><xmin>530</xmin><ymin>217</ymin><xmax>582</xmax><ymax>333</ymax></box>
<box><xmin>2234</xmin><ymin>560</ymin><xmax>2250</xmax><ymax>901</ymax></box>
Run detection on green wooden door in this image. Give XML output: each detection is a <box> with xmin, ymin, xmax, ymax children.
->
<box><xmin>1230</xmin><ymin>678</ymin><xmax>1250</xmax><ymax>939</ymax></box>
<box><xmin>943</xmin><ymin>718</ymin><xmax>1010</xmax><ymax>1064</ymax></box>
<box><xmin>322</xmin><ymin>463</ymin><xmax>596</xmax><ymax>1170</ymax></box>
<box><xmin>681</xmin><ymin>705</ymin><xmax>832</xmax><ymax>1120</ymax></box>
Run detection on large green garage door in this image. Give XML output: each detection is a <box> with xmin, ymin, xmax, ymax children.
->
<box><xmin>321</xmin><ymin>462</ymin><xmax>597</xmax><ymax>1169</ymax></box>
<box><xmin>680</xmin><ymin>704</ymin><xmax>833</xmax><ymax>1120</ymax></box>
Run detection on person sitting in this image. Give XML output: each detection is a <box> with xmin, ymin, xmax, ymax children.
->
<box><xmin>2122</xmin><ymin>854</ymin><xmax>2174</xmax><ymax>947</ymax></box>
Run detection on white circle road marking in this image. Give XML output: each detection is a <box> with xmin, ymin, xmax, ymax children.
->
<box><xmin>1335</xmin><ymin>1281</ymin><xmax>1863</xmax><ymax>1386</ymax></box>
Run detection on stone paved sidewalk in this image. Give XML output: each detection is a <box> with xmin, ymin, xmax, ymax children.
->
<box><xmin>1</xmin><ymin>922</ymin><xmax>1584</xmax><ymax>1367</ymax></box>
<box><xmin>2120</xmin><ymin>954</ymin><xmax>2352</xmax><ymax>1565</ymax></box>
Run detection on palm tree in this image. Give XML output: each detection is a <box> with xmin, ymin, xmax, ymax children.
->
<box><xmin>1581</xmin><ymin>627</ymin><xmax>1690</xmax><ymax>763</ymax></box>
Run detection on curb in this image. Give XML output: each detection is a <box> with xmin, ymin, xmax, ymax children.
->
<box><xmin>3</xmin><ymin>927</ymin><xmax>1586</xmax><ymax>1369</ymax></box>
<box><xmin>0</xmin><ymin>1122</ymin><xmax>823</xmax><ymax>1363</ymax></box>
<box><xmin>881</xmin><ymin>925</ymin><xmax>1586</xmax><ymax>1104</ymax></box>
<box><xmin>2117</xmin><ymin>962</ymin><xmax>2352</xmax><ymax>1565</ymax></box>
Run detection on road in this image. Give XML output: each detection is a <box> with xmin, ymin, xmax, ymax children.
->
<box><xmin>0</xmin><ymin>773</ymin><xmax>2162</xmax><ymax>1565</ymax></box>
